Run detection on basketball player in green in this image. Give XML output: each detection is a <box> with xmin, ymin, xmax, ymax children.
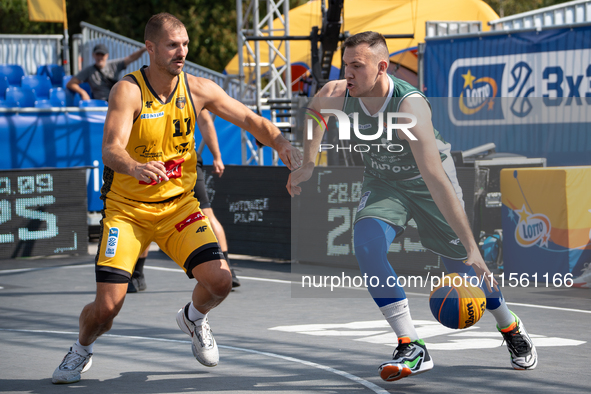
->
<box><xmin>288</xmin><ymin>31</ymin><xmax>537</xmax><ymax>381</ymax></box>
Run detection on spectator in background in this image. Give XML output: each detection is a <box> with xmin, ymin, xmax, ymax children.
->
<box><xmin>66</xmin><ymin>44</ymin><xmax>146</xmax><ymax>101</ymax></box>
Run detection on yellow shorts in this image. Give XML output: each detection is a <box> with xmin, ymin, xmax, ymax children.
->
<box><xmin>95</xmin><ymin>191</ymin><xmax>222</xmax><ymax>282</ymax></box>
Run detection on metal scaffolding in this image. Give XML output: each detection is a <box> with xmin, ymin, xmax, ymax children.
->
<box><xmin>236</xmin><ymin>0</ymin><xmax>292</xmax><ymax>165</ymax></box>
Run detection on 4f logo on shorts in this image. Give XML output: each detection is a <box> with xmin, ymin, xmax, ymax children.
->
<box><xmin>196</xmin><ymin>225</ymin><xmax>208</xmax><ymax>233</ymax></box>
<box><xmin>105</xmin><ymin>227</ymin><xmax>119</xmax><ymax>258</ymax></box>
<box><xmin>357</xmin><ymin>191</ymin><xmax>371</xmax><ymax>212</ymax></box>
<box><xmin>449</xmin><ymin>238</ymin><xmax>461</xmax><ymax>245</ymax></box>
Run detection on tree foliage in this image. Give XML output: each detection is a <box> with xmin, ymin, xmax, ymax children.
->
<box><xmin>1</xmin><ymin>0</ymin><xmax>307</xmax><ymax>72</ymax></box>
<box><xmin>483</xmin><ymin>0</ymin><xmax>574</xmax><ymax>18</ymax></box>
<box><xmin>2</xmin><ymin>0</ymin><xmax>575</xmax><ymax>72</ymax></box>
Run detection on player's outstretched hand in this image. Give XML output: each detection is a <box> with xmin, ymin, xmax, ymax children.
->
<box><xmin>132</xmin><ymin>161</ymin><xmax>169</xmax><ymax>184</ymax></box>
<box><xmin>212</xmin><ymin>158</ymin><xmax>225</xmax><ymax>177</ymax></box>
<box><xmin>464</xmin><ymin>251</ymin><xmax>499</xmax><ymax>293</ymax></box>
<box><xmin>287</xmin><ymin>162</ymin><xmax>314</xmax><ymax>197</ymax></box>
<box><xmin>276</xmin><ymin>141</ymin><xmax>302</xmax><ymax>171</ymax></box>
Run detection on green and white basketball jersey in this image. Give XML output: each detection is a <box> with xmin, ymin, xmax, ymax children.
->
<box><xmin>343</xmin><ymin>75</ymin><xmax>452</xmax><ymax>181</ymax></box>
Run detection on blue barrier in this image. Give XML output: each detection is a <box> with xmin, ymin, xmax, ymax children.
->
<box><xmin>0</xmin><ymin>109</ymin><xmax>248</xmax><ymax>211</ymax></box>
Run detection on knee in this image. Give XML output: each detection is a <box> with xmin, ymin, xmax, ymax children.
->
<box><xmin>354</xmin><ymin>220</ymin><xmax>387</xmax><ymax>259</ymax></box>
<box><xmin>205</xmin><ymin>269</ymin><xmax>233</xmax><ymax>299</ymax></box>
<box><xmin>94</xmin><ymin>302</ymin><xmax>122</xmax><ymax>324</ymax></box>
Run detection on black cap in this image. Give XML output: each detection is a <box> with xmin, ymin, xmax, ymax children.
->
<box><xmin>93</xmin><ymin>44</ymin><xmax>109</xmax><ymax>55</ymax></box>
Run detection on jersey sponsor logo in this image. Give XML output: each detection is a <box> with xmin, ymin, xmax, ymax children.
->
<box><xmin>196</xmin><ymin>225</ymin><xmax>208</xmax><ymax>233</ymax></box>
<box><xmin>145</xmin><ymin>101</ymin><xmax>153</xmax><ymax>108</ymax></box>
<box><xmin>139</xmin><ymin>158</ymin><xmax>185</xmax><ymax>185</ymax></box>
<box><xmin>175</xmin><ymin>142</ymin><xmax>190</xmax><ymax>155</ymax></box>
<box><xmin>368</xmin><ymin>157</ymin><xmax>416</xmax><ymax>173</ymax></box>
<box><xmin>176</xmin><ymin>96</ymin><xmax>186</xmax><ymax>109</ymax></box>
<box><xmin>357</xmin><ymin>191</ymin><xmax>371</xmax><ymax>212</ymax></box>
<box><xmin>175</xmin><ymin>211</ymin><xmax>205</xmax><ymax>232</ymax></box>
<box><xmin>105</xmin><ymin>227</ymin><xmax>119</xmax><ymax>257</ymax></box>
<box><xmin>134</xmin><ymin>143</ymin><xmax>163</xmax><ymax>159</ymax></box>
<box><xmin>140</xmin><ymin>111</ymin><xmax>165</xmax><ymax>119</ymax></box>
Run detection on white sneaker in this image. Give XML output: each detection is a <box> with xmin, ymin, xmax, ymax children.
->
<box><xmin>498</xmin><ymin>312</ymin><xmax>538</xmax><ymax>370</ymax></box>
<box><xmin>573</xmin><ymin>264</ymin><xmax>591</xmax><ymax>288</ymax></box>
<box><xmin>52</xmin><ymin>347</ymin><xmax>93</xmax><ymax>384</ymax></box>
<box><xmin>176</xmin><ymin>302</ymin><xmax>219</xmax><ymax>367</ymax></box>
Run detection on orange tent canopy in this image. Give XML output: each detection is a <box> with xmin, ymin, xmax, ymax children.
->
<box><xmin>225</xmin><ymin>0</ymin><xmax>498</xmax><ymax>82</ymax></box>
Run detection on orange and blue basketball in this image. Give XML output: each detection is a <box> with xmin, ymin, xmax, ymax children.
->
<box><xmin>429</xmin><ymin>273</ymin><xmax>486</xmax><ymax>329</ymax></box>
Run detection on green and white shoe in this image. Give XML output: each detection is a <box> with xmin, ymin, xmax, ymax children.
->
<box><xmin>378</xmin><ymin>337</ymin><xmax>434</xmax><ymax>382</ymax></box>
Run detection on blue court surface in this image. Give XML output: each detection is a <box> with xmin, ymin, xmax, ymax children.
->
<box><xmin>1</xmin><ymin>248</ymin><xmax>590</xmax><ymax>394</ymax></box>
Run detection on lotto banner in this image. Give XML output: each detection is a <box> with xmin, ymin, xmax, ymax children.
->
<box><xmin>501</xmin><ymin>167</ymin><xmax>591</xmax><ymax>279</ymax></box>
<box><xmin>423</xmin><ymin>25</ymin><xmax>591</xmax><ymax>166</ymax></box>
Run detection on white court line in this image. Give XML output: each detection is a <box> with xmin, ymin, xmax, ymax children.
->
<box><xmin>0</xmin><ymin>328</ymin><xmax>387</xmax><ymax>394</ymax></box>
<box><xmin>505</xmin><ymin>302</ymin><xmax>591</xmax><ymax>314</ymax></box>
<box><xmin>0</xmin><ymin>264</ymin><xmax>95</xmax><ymax>274</ymax></box>
<box><xmin>2</xmin><ymin>264</ymin><xmax>591</xmax><ymax>314</ymax></box>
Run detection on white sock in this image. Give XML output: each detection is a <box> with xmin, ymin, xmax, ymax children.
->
<box><xmin>72</xmin><ymin>339</ymin><xmax>93</xmax><ymax>355</ymax></box>
<box><xmin>379</xmin><ymin>299</ymin><xmax>419</xmax><ymax>341</ymax></box>
<box><xmin>488</xmin><ymin>299</ymin><xmax>516</xmax><ymax>329</ymax></box>
<box><xmin>188</xmin><ymin>302</ymin><xmax>207</xmax><ymax>322</ymax></box>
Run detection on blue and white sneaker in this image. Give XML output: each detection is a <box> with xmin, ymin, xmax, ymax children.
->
<box><xmin>378</xmin><ymin>337</ymin><xmax>434</xmax><ymax>381</ymax></box>
<box><xmin>52</xmin><ymin>347</ymin><xmax>93</xmax><ymax>384</ymax></box>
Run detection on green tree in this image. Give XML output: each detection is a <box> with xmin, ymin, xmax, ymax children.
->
<box><xmin>0</xmin><ymin>0</ymin><xmax>62</xmax><ymax>35</ymax></box>
<box><xmin>483</xmin><ymin>0</ymin><xmax>575</xmax><ymax>18</ymax></box>
<box><xmin>1</xmin><ymin>0</ymin><xmax>307</xmax><ymax>73</ymax></box>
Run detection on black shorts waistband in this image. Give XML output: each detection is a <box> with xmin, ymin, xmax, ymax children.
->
<box><xmin>126</xmin><ymin>193</ymin><xmax>183</xmax><ymax>204</ymax></box>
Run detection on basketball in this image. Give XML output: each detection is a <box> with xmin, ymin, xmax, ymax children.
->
<box><xmin>429</xmin><ymin>273</ymin><xmax>486</xmax><ymax>329</ymax></box>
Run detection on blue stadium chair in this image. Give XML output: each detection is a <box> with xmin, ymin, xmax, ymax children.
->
<box><xmin>63</xmin><ymin>76</ymin><xmax>93</xmax><ymax>106</ymax></box>
<box><xmin>22</xmin><ymin>75</ymin><xmax>53</xmax><ymax>99</ymax></box>
<box><xmin>62</xmin><ymin>76</ymin><xmax>77</xmax><ymax>106</ymax></box>
<box><xmin>5</xmin><ymin>87</ymin><xmax>36</xmax><ymax>107</ymax></box>
<box><xmin>36</xmin><ymin>65</ymin><xmax>65</xmax><ymax>87</ymax></box>
<box><xmin>79</xmin><ymin>99</ymin><xmax>108</xmax><ymax>108</ymax></box>
<box><xmin>80</xmin><ymin>82</ymin><xmax>93</xmax><ymax>98</ymax></box>
<box><xmin>0</xmin><ymin>100</ymin><xmax>12</xmax><ymax>108</ymax></box>
<box><xmin>49</xmin><ymin>88</ymin><xmax>66</xmax><ymax>107</ymax></box>
<box><xmin>62</xmin><ymin>74</ymin><xmax>71</xmax><ymax>88</ymax></box>
<box><xmin>34</xmin><ymin>100</ymin><xmax>53</xmax><ymax>108</ymax></box>
<box><xmin>0</xmin><ymin>64</ymin><xmax>25</xmax><ymax>86</ymax></box>
<box><xmin>0</xmin><ymin>77</ymin><xmax>8</xmax><ymax>99</ymax></box>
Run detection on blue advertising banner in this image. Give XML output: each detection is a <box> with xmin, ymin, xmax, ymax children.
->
<box><xmin>0</xmin><ymin>111</ymin><xmax>246</xmax><ymax>211</ymax></box>
<box><xmin>424</xmin><ymin>25</ymin><xmax>591</xmax><ymax>166</ymax></box>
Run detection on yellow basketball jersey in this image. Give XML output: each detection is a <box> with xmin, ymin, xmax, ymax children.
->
<box><xmin>102</xmin><ymin>66</ymin><xmax>197</xmax><ymax>203</ymax></box>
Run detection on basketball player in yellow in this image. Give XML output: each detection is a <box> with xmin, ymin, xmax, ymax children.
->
<box><xmin>52</xmin><ymin>12</ymin><xmax>301</xmax><ymax>384</ymax></box>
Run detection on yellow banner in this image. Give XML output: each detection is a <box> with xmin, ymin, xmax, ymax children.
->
<box><xmin>28</xmin><ymin>0</ymin><xmax>65</xmax><ymax>23</ymax></box>
<box><xmin>501</xmin><ymin>167</ymin><xmax>591</xmax><ymax>250</ymax></box>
